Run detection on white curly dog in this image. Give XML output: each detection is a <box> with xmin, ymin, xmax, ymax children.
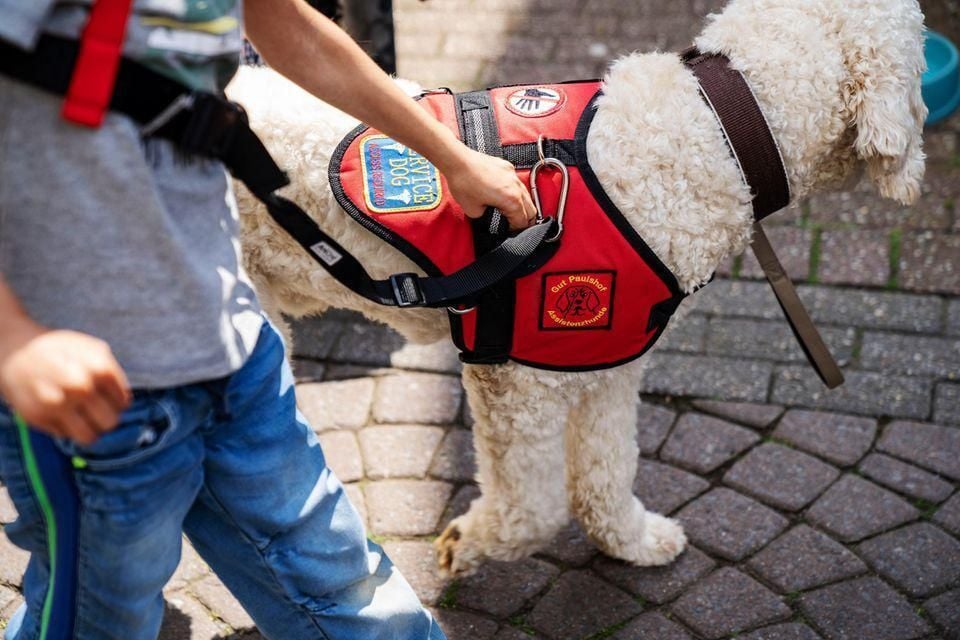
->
<box><xmin>228</xmin><ymin>0</ymin><xmax>927</xmax><ymax>576</ymax></box>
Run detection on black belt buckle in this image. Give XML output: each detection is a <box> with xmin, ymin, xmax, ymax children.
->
<box><xmin>389</xmin><ymin>273</ymin><xmax>423</xmax><ymax>307</ymax></box>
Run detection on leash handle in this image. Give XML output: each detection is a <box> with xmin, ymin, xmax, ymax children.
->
<box><xmin>750</xmin><ymin>224</ymin><xmax>844</xmax><ymax>389</ymax></box>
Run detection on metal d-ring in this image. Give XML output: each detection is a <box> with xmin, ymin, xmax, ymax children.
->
<box><xmin>447</xmin><ymin>305</ymin><xmax>476</xmax><ymax>315</ymax></box>
<box><xmin>530</xmin><ymin>151</ymin><xmax>569</xmax><ymax>243</ymax></box>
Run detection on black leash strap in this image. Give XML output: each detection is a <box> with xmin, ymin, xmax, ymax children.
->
<box><xmin>0</xmin><ymin>34</ymin><xmax>558</xmax><ymax>309</ymax></box>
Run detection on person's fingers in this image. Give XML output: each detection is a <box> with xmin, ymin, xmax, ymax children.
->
<box><xmin>520</xmin><ymin>188</ymin><xmax>537</xmax><ymax>224</ymax></box>
<box><xmin>56</xmin><ymin>412</ymin><xmax>99</xmax><ymax>446</ymax></box>
<box><xmin>78</xmin><ymin>393</ymin><xmax>120</xmax><ymax>434</ymax></box>
<box><xmin>93</xmin><ymin>364</ymin><xmax>132</xmax><ymax>413</ymax></box>
<box><xmin>502</xmin><ymin>192</ymin><xmax>529</xmax><ymax>230</ymax></box>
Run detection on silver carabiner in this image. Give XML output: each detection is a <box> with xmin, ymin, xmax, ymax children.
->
<box><xmin>530</xmin><ymin>155</ymin><xmax>569</xmax><ymax>243</ymax></box>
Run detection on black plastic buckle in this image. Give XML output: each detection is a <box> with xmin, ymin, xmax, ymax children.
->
<box><xmin>179</xmin><ymin>92</ymin><xmax>247</xmax><ymax>158</ymax></box>
<box><xmin>389</xmin><ymin>273</ymin><xmax>424</xmax><ymax>307</ymax></box>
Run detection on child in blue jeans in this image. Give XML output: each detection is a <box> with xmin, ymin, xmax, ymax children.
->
<box><xmin>0</xmin><ymin>0</ymin><xmax>535</xmax><ymax>637</ymax></box>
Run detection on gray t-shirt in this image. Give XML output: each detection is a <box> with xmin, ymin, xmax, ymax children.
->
<box><xmin>0</xmin><ymin>1</ymin><xmax>264</xmax><ymax>389</ymax></box>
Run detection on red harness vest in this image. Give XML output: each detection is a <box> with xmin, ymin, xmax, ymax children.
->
<box><xmin>330</xmin><ymin>82</ymin><xmax>684</xmax><ymax>371</ymax></box>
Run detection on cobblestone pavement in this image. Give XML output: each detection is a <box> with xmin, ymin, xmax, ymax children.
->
<box><xmin>3</xmin><ymin>0</ymin><xmax>960</xmax><ymax>638</ymax></box>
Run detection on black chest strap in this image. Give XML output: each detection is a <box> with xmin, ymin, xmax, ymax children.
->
<box><xmin>0</xmin><ymin>34</ymin><xmax>559</xmax><ymax>311</ymax></box>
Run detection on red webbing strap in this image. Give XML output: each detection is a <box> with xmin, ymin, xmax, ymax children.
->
<box><xmin>61</xmin><ymin>0</ymin><xmax>135</xmax><ymax>127</ymax></box>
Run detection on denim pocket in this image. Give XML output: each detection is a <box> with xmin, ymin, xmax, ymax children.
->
<box><xmin>55</xmin><ymin>393</ymin><xmax>179</xmax><ymax>471</ymax></box>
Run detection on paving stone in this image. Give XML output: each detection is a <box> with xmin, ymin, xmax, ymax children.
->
<box><xmin>657</xmin><ymin>313</ymin><xmax>708</xmax><ymax>353</ymax></box>
<box><xmin>676</xmin><ymin>489</ymin><xmax>788</xmax><ymax>560</ymax></box>
<box><xmin>0</xmin><ymin>487</ymin><xmax>17</xmax><ymax>524</ymax></box>
<box><xmin>166</xmin><ymin>539</ymin><xmax>211</xmax><ymax>593</ymax></box>
<box><xmin>636</xmin><ymin>403</ymin><xmax>677</xmax><ymax>455</ymax></box>
<box><xmin>527</xmin><ymin>570</ymin><xmax>642</xmax><ymax>640</ymax></box>
<box><xmin>857</xmin><ymin>522</ymin><xmax>960</xmax><ymax>598</ymax></box>
<box><xmin>924</xmin><ymin>589</ymin><xmax>960</xmax><ymax>640</ymax></box>
<box><xmin>191</xmin><ymin>574</ymin><xmax>254</xmax><ymax>631</ymax></box>
<box><xmin>365</xmin><ymin>480</ymin><xmax>453</xmax><ymax>536</ymax></box>
<box><xmin>1</xmin><ymin>591</ymin><xmax>23</xmax><ymax>624</ymax></box>
<box><xmin>692</xmin><ymin>280</ymin><xmax>943</xmax><ymax>332</ymax></box>
<box><xmin>329</xmin><ymin>321</ymin><xmax>405</xmax><ymax>366</ymax></box>
<box><xmin>773</xmin><ymin>410</ymin><xmax>877</xmax><ymax>466</ymax></box>
<box><xmin>0</xmin><ymin>530</ymin><xmax>28</xmax><ymax>587</ymax></box>
<box><xmin>633</xmin><ymin>459</ymin><xmax>711</xmax><ymax>515</ymax></box>
<box><xmin>878</xmin><ymin>421</ymin><xmax>960</xmax><ymax>480</ymax></box>
<box><xmin>740</xmin><ymin>227</ymin><xmax>813</xmax><ymax>281</ymax></box>
<box><xmin>858</xmin><ymin>453</ymin><xmax>955</xmax><ymax>503</ymax></box>
<box><xmin>740</xmin><ymin>623</ymin><xmax>824</xmax><ymax>640</ymax></box>
<box><xmin>316</xmin><ymin>430</ymin><xmax>363</xmax><ymax>483</ymax></box>
<box><xmin>899</xmin><ymin>231</ymin><xmax>960</xmax><ymax>294</ymax></box>
<box><xmin>808</xmin><ymin>172</ymin><xmax>954</xmax><ymax>230</ymax></box>
<box><xmin>296</xmin><ymin>378</ymin><xmax>375</xmax><ymax>432</ymax></box>
<box><xmin>948</xmin><ymin>299</ymin><xmax>960</xmax><ymax>336</ymax></box>
<box><xmin>671</xmin><ymin>567</ymin><xmax>790</xmax><ymax>639</ymax></box>
<box><xmin>706</xmin><ymin>318</ymin><xmax>856</xmax><ymax>366</ymax></box>
<box><xmin>660</xmin><ymin>414</ymin><xmax>761</xmax><ymax>474</ymax></box>
<box><xmin>642</xmin><ymin>353</ymin><xmax>774</xmax><ymax>402</ymax></box>
<box><xmin>935</xmin><ymin>382</ymin><xmax>960</xmax><ymax>425</ymax></box>
<box><xmin>373</xmin><ymin>373</ymin><xmax>463</xmax><ymax>425</ymax></box>
<box><xmin>793</xmin><ymin>285</ymin><xmax>943</xmax><ymax>333</ymax></box>
<box><xmin>799</xmin><ymin>577</ymin><xmax>930</xmax><ymax>640</ymax></box>
<box><xmin>860</xmin><ymin>332</ymin><xmax>960</xmax><ymax>378</ymax></box>
<box><xmin>0</xmin><ymin>585</ymin><xmax>16</xmax><ymax>618</ymax></box>
<box><xmin>724</xmin><ymin>443</ymin><xmax>840</xmax><ymax>511</ymax></box>
<box><xmin>322</xmin><ymin>363</ymin><xmax>391</xmax><ymax>381</ymax></box>
<box><xmin>690</xmin><ymin>400</ymin><xmax>785</xmax><ymax>429</ymax></box>
<box><xmin>817</xmin><ymin>229</ymin><xmax>891</xmax><ymax>286</ymax></box>
<box><xmin>382</xmin><ymin>540</ymin><xmax>448</xmax><ymax>606</ymax></box>
<box><xmin>429</xmin><ymin>609</ymin><xmax>497</xmax><ymax>640</ymax></box>
<box><xmin>357</xmin><ymin>425</ymin><xmax>445</xmax><ymax>479</ymax></box>
<box><xmin>429</xmin><ymin>429</ymin><xmax>476</xmax><ymax>482</ymax></box>
<box><xmin>593</xmin><ymin>545</ymin><xmax>715</xmax><ymax>604</ymax></box>
<box><xmin>290</xmin><ymin>316</ymin><xmax>346</xmax><ymax>360</ymax></box>
<box><xmin>772</xmin><ymin>368</ymin><xmax>933</xmax><ymax>421</ymax></box>
<box><xmin>440</xmin><ymin>484</ymin><xmax>481</xmax><ymax>530</ymax></box>
<box><xmin>747</xmin><ymin>525</ymin><xmax>867</xmax><ymax>593</ymax></box>
<box><xmin>455</xmin><ymin>558</ymin><xmax>559</xmax><ymax>618</ymax></box>
<box><xmin>492</xmin><ymin>627</ymin><xmax>545</xmax><ymax>640</ymax></box>
<box><xmin>537</xmin><ymin>523</ymin><xmax>598</xmax><ymax>567</ymax></box>
<box><xmin>611</xmin><ymin>611</ymin><xmax>693</xmax><ymax>639</ymax></box>
<box><xmin>935</xmin><ymin>492</ymin><xmax>960</xmax><ymax>537</ymax></box>
<box><xmin>806</xmin><ymin>475</ymin><xmax>919</xmax><ymax>542</ymax></box>
<box><xmin>389</xmin><ymin>339</ymin><xmax>462</xmax><ymax>374</ymax></box>
<box><xmin>159</xmin><ymin>593</ymin><xmax>228</xmax><ymax>639</ymax></box>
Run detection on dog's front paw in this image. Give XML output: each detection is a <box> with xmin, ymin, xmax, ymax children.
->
<box><xmin>435</xmin><ymin>518</ymin><xmax>484</xmax><ymax>578</ymax></box>
<box><xmin>635</xmin><ymin>513</ymin><xmax>687</xmax><ymax>566</ymax></box>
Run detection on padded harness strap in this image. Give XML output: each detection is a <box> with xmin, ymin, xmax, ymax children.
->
<box><xmin>0</xmin><ymin>34</ymin><xmax>558</xmax><ymax>309</ymax></box>
<box><xmin>684</xmin><ymin>48</ymin><xmax>844</xmax><ymax>388</ymax></box>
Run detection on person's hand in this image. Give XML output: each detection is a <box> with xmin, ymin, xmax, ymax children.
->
<box><xmin>444</xmin><ymin>148</ymin><xmax>537</xmax><ymax>230</ymax></box>
<box><xmin>0</xmin><ymin>319</ymin><xmax>131</xmax><ymax>444</ymax></box>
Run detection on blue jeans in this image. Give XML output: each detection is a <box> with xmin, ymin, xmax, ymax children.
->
<box><xmin>0</xmin><ymin>321</ymin><xmax>445</xmax><ymax>640</ymax></box>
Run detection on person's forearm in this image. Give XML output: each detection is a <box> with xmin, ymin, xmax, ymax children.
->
<box><xmin>244</xmin><ymin>0</ymin><xmax>467</xmax><ymax>175</ymax></box>
<box><xmin>0</xmin><ymin>276</ymin><xmax>38</xmax><ymax>359</ymax></box>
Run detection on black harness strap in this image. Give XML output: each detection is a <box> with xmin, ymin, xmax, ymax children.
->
<box><xmin>455</xmin><ymin>90</ymin><xmax>517</xmax><ymax>364</ymax></box>
<box><xmin>0</xmin><ymin>34</ymin><xmax>558</xmax><ymax>310</ymax></box>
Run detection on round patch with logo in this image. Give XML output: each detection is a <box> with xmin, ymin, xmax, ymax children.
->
<box><xmin>504</xmin><ymin>86</ymin><xmax>566</xmax><ymax>118</ymax></box>
<box><xmin>540</xmin><ymin>271</ymin><xmax>616</xmax><ymax>330</ymax></box>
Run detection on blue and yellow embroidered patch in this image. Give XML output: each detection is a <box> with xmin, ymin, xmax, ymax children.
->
<box><xmin>360</xmin><ymin>135</ymin><xmax>443</xmax><ymax>214</ymax></box>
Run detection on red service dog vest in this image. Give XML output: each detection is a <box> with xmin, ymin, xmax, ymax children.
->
<box><xmin>330</xmin><ymin>82</ymin><xmax>685</xmax><ymax>371</ymax></box>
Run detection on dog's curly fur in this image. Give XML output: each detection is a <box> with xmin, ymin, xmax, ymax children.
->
<box><xmin>228</xmin><ymin>0</ymin><xmax>926</xmax><ymax>576</ymax></box>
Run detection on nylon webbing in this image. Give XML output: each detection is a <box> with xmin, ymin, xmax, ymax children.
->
<box><xmin>62</xmin><ymin>0</ymin><xmax>134</xmax><ymax>127</ymax></box>
<box><xmin>0</xmin><ymin>35</ymin><xmax>558</xmax><ymax>310</ymax></box>
<box><xmin>684</xmin><ymin>49</ymin><xmax>844</xmax><ymax>388</ymax></box>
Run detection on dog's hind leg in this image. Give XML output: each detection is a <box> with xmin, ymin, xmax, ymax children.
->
<box><xmin>435</xmin><ymin>363</ymin><xmax>571</xmax><ymax>577</ymax></box>
<box><xmin>566</xmin><ymin>366</ymin><xmax>686</xmax><ymax>566</ymax></box>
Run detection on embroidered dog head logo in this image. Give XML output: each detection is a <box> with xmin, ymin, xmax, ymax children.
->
<box><xmin>505</xmin><ymin>86</ymin><xmax>565</xmax><ymax>117</ymax></box>
<box><xmin>557</xmin><ymin>286</ymin><xmax>601</xmax><ymax>319</ymax></box>
<box><xmin>540</xmin><ymin>271</ymin><xmax>615</xmax><ymax>330</ymax></box>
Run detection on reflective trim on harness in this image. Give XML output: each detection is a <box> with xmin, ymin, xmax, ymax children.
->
<box><xmin>62</xmin><ymin>0</ymin><xmax>135</xmax><ymax>127</ymax></box>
